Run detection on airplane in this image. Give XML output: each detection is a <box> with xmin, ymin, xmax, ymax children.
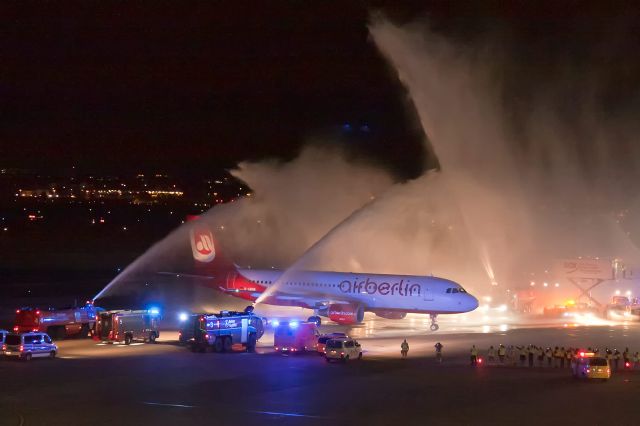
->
<box><xmin>175</xmin><ymin>219</ymin><xmax>479</xmax><ymax>331</ymax></box>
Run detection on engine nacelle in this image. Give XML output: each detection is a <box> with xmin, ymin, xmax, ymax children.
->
<box><xmin>373</xmin><ymin>310</ymin><xmax>407</xmax><ymax>320</ymax></box>
<box><xmin>328</xmin><ymin>304</ymin><xmax>364</xmax><ymax>325</ymax></box>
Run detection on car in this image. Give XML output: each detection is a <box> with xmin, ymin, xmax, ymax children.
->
<box><xmin>325</xmin><ymin>337</ymin><xmax>362</xmax><ymax>363</ymax></box>
<box><xmin>2</xmin><ymin>332</ymin><xmax>58</xmax><ymax>361</ymax></box>
<box><xmin>274</xmin><ymin>321</ymin><xmax>320</xmax><ymax>354</ymax></box>
<box><xmin>316</xmin><ymin>332</ymin><xmax>347</xmax><ymax>355</ymax></box>
<box><xmin>571</xmin><ymin>351</ymin><xmax>611</xmax><ymax>381</ymax></box>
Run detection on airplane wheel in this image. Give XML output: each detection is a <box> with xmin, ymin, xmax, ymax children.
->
<box><xmin>307</xmin><ymin>316</ymin><xmax>321</xmax><ymax>326</ymax></box>
<box><xmin>430</xmin><ymin>324</ymin><xmax>439</xmax><ymax>331</ymax></box>
<box><xmin>214</xmin><ymin>338</ymin><xmax>223</xmax><ymax>353</ymax></box>
<box><xmin>223</xmin><ymin>336</ymin><xmax>232</xmax><ymax>352</ymax></box>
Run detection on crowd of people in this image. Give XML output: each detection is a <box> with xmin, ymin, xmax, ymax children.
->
<box><xmin>399</xmin><ymin>339</ymin><xmax>639</xmax><ymax>371</ymax></box>
<box><xmin>471</xmin><ymin>344</ymin><xmax>640</xmax><ymax>369</ymax></box>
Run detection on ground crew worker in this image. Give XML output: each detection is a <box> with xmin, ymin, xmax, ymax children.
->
<box><xmin>559</xmin><ymin>347</ymin><xmax>566</xmax><ymax>368</ymax></box>
<box><xmin>537</xmin><ymin>346</ymin><xmax>544</xmax><ymax>367</ymax></box>
<box><xmin>605</xmin><ymin>348</ymin><xmax>613</xmax><ymax>367</ymax></box>
<box><xmin>565</xmin><ymin>347</ymin><xmax>572</xmax><ymax>368</ymax></box>
<box><xmin>528</xmin><ymin>345</ymin><xmax>535</xmax><ymax>367</ymax></box>
<box><xmin>488</xmin><ymin>346</ymin><xmax>496</xmax><ymax>363</ymax></box>
<box><xmin>498</xmin><ymin>344</ymin><xmax>506</xmax><ymax>363</ymax></box>
<box><xmin>470</xmin><ymin>345</ymin><xmax>478</xmax><ymax>366</ymax></box>
<box><xmin>545</xmin><ymin>347</ymin><xmax>553</xmax><ymax>367</ymax></box>
<box><xmin>434</xmin><ymin>342</ymin><xmax>443</xmax><ymax>363</ymax></box>
<box><xmin>614</xmin><ymin>349</ymin><xmax>621</xmax><ymax>370</ymax></box>
<box><xmin>519</xmin><ymin>346</ymin><xmax>527</xmax><ymax>366</ymax></box>
<box><xmin>633</xmin><ymin>352</ymin><xmax>639</xmax><ymax>369</ymax></box>
<box><xmin>401</xmin><ymin>339</ymin><xmax>409</xmax><ymax>358</ymax></box>
<box><xmin>623</xmin><ymin>347</ymin><xmax>630</xmax><ymax>366</ymax></box>
<box><xmin>553</xmin><ymin>346</ymin><xmax>560</xmax><ymax>368</ymax></box>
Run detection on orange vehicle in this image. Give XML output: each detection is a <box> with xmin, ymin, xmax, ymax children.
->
<box><xmin>273</xmin><ymin>320</ymin><xmax>320</xmax><ymax>353</ymax></box>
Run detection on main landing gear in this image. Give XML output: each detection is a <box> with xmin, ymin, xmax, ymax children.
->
<box><xmin>429</xmin><ymin>314</ymin><xmax>439</xmax><ymax>331</ymax></box>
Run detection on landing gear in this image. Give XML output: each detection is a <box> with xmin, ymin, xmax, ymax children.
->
<box><xmin>307</xmin><ymin>316</ymin><xmax>322</xmax><ymax>326</ymax></box>
<box><xmin>429</xmin><ymin>314</ymin><xmax>439</xmax><ymax>332</ymax></box>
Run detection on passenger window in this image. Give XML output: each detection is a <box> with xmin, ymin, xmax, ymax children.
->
<box><xmin>24</xmin><ymin>336</ymin><xmax>35</xmax><ymax>344</ymax></box>
<box><xmin>446</xmin><ymin>288</ymin><xmax>451</xmax><ymax>294</ymax></box>
<box><xmin>452</xmin><ymin>288</ymin><xmax>459</xmax><ymax>293</ymax></box>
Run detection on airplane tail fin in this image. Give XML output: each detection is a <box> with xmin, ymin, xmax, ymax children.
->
<box><xmin>186</xmin><ymin>216</ymin><xmax>263</xmax><ymax>298</ymax></box>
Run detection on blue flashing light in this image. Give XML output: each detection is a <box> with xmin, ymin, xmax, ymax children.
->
<box><xmin>178</xmin><ymin>312</ymin><xmax>188</xmax><ymax>322</ymax></box>
<box><xmin>271</xmin><ymin>319</ymin><xmax>280</xmax><ymax>327</ymax></box>
<box><xmin>289</xmin><ymin>321</ymin><xmax>299</xmax><ymax>329</ymax></box>
<box><xmin>149</xmin><ymin>307</ymin><xmax>160</xmax><ymax>315</ymax></box>
<box><xmin>342</xmin><ymin>123</ymin><xmax>352</xmax><ymax>131</ymax></box>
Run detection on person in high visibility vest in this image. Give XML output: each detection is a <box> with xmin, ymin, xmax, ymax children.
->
<box><xmin>633</xmin><ymin>352</ymin><xmax>639</xmax><ymax>369</ymax></box>
<box><xmin>565</xmin><ymin>347</ymin><xmax>572</xmax><ymax>368</ymax></box>
<box><xmin>470</xmin><ymin>345</ymin><xmax>478</xmax><ymax>366</ymax></box>
<box><xmin>545</xmin><ymin>347</ymin><xmax>553</xmax><ymax>367</ymax></box>
<box><xmin>401</xmin><ymin>339</ymin><xmax>409</xmax><ymax>358</ymax></box>
<box><xmin>487</xmin><ymin>346</ymin><xmax>496</xmax><ymax>363</ymax></box>
<box><xmin>518</xmin><ymin>346</ymin><xmax>527</xmax><ymax>366</ymax></box>
<box><xmin>537</xmin><ymin>346</ymin><xmax>544</xmax><ymax>367</ymax></box>
<box><xmin>613</xmin><ymin>349</ymin><xmax>621</xmax><ymax>370</ymax></box>
<box><xmin>498</xmin><ymin>344</ymin><xmax>506</xmax><ymax>363</ymax></box>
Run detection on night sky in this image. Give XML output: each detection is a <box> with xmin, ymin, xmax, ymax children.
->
<box><xmin>2</xmin><ymin>1</ymin><xmax>639</xmax><ymax>178</ymax></box>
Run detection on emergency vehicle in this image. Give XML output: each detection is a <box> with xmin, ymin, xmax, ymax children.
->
<box><xmin>14</xmin><ymin>303</ymin><xmax>99</xmax><ymax>339</ymax></box>
<box><xmin>193</xmin><ymin>311</ymin><xmax>264</xmax><ymax>353</ymax></box>
<box><xmin>325</xmin><ymin>337</ymin><xmax>363</xmax><ymax>362</ymax></box>
<box><xmin>96</xmin><ymin>309</ymin><xmax>160</xmax><ymax>345</ymax></box>
<box><xmin>571</xmin><ymin>351</ymin><xmax>611</xmax><ymax>381</ymax></box>
<box><xmin>2</xmin><ymin>332</ymin><xmax>58</xmax><ymax>361</ymax></box>
<box><xmin>316</xmin><ymin>332</ymin><xmax>347</xmax><ymax>355</ymax></box>
<box><xmin>273</xmin><ymin>320</ymin><xmax>320</xmax><ymax>354</ymax></box>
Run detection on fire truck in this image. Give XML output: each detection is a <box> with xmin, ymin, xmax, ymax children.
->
<box><xmin>186</xmin><ymin>311</ymin><xmax>264</xmax><ymax>353</ymax></box>
<box><xmin>14</xmin><ymin>303</ymin><xmax>100</xmax><ymax>339</ymax></box>
<box><xmin>96</xmin><ymin>309</ymin><xmax>161</xmax><ymax>345</ymax></box>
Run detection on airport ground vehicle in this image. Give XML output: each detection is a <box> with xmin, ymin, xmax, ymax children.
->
<box><xmin>2</xmin><ymin>332</ymin><xmax>58</xmax><ymax>361</ymax></box>
<box><xmin>178</xmin><ymin>313</ymin><xmax>207</xmax><ymax>346</ymax></box>
<box><xmin>274</xmin><ymin>321</ymin><xmax>320</xmax><ymax>353</ymax></box>
<box><xmin>96</xmin><ymin>309</ymin><xmax>160</xmax><ymax>344</ymax></box>
<box><xmin>571</xmin><ymin>351</ymin><xmax>611</xmax><ymax>381</ymax></box>
<box><xmin>14</xmin><ymin>303</ymin><xmax>100</xmax><ymax>339</ymax></box>
<box><xmin>188</xmin><ymin>311</ymin><xmax>264</xmax><ymax>353</ymax></box>
<box><xmin>325</xmin><ymin>337</ymin><xmax>362</xmax><ymax>362</ymax></box>
<box><xmin>316</xmin><ymin>332</ymin><xmax>347</xmax><ymax>355</ymax></box>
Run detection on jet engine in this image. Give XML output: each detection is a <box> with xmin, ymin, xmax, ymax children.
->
<box><xmin>327</xmin><ymin>303</ymin><xmax>365</xmax><ymax>325</ymax></box>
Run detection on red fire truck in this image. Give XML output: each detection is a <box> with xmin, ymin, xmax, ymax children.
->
<box><xmin>14</xmin><ymin>303</ymin><xmax>100</xmax><ymax>339</ymax></box>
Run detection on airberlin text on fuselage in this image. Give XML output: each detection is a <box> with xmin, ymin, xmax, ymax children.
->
<box><xmin>339</xmin><ymin>278</ymin><xmax>420</xmax><ymax>297</ymax></box>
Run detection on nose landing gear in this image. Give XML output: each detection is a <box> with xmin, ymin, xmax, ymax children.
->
<box><xmin>429</xmin><ymin>314</ymin><xmax>439</xmax><ymax>331</ymax></box>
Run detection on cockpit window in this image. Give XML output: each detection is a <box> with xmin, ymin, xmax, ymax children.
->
<box><xmin>459</xmin><ymin>288</ymin><xmax>467</xmax><ymax>293</ymax></box>
<box><xmin>446</xmin><ymin>287</ymin><xmax>466</xmax><ymax>294</ymax></box>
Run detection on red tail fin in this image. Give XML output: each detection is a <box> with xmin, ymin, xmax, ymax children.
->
<box><xmin>186</xmin><ymin>216</ymin><xmax>264</xmax><ymax>300</ymax></box>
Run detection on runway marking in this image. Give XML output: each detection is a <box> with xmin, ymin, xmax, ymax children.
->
<box><xmin>251</xmin><ymin>410</ymin><xmax>327</xmax><ymax>419</ymax></box>
<box><xmin>142</xmin><ymin>401</ymin><xmax>195</xmax><ymax>408</ymax></box>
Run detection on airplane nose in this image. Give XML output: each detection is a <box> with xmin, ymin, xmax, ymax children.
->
<box><xmin>468</xmin><ymin>295</ymin><xmax>479</xmax><ymax>311</ymax></box>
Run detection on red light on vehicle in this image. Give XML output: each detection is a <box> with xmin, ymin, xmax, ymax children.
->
<box><xmin>625</xmin><ymin>362</ymin><xmax>630</xmax><ymax>368</ymax></box>
<box><xmin>19</xmin><ymin>345</ymin><xmax>24</xmax><ymax>352</ymax></box>
<box><xmin>35</xmin><ymin>310</ymin><xmax>40</xmax><ymax>315</ymax></box>
<box><xmin>580</xmin><ymin>352</ymin><xmax>585</xmax><ymax>357</ymax></box>
<box><xmin>478</xmin><ymin>358</ymin><xmax>483</xmax><ymax>364</ymax></box>
<box><xmin>13</xmin><ymin>326</ymin><xmax>18</xmax><ymax>332</ymax></box>
<box><xmin>275</xmin><ymin>347</ymin><xmax>279</xmax><ymax>351</ymax></box>
<box><xmin>16</xmin><ymin>309</ymin><xmax>20</xmax><ymax>314</ymax></box>
<box><xmin>341</xmin><ymin>352</ymin><xmax>345</xmax><ymax>356</ymax></box>
<box><xmin>2</xmin><ymin>344</ymin><xmax>6</xmax><ymax>351</ymax></box>
<box><xmin>586</xmin><ymin>369</ymin><xmax>590</xmax><ymax>373</ymax></box>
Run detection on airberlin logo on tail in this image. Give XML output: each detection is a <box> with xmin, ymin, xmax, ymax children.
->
<box><xmin>339</xmin><ymin>278</ymin><xmax>421</xmax><ymax>297</ymax></box>
<box><xmin>190</xmin><ymin>227</ymin><xmax>215</xmax><ymax>263</ymax></box>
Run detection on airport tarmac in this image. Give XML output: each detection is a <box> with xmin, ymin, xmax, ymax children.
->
<box><xmin>2</xmin><ymin>322</ymin><xmax>640</xmax><ymax>426</ymax></box>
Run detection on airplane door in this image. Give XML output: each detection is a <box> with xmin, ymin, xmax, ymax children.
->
<box><xmin>423</xmin><ymin>285</ymin><xmax>434</xmax><ymax>301</ymax></box>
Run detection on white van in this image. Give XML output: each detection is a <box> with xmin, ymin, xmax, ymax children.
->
<box><xmin>325</xmin><ymin>338</ymin><xmax>362</xmax><ymax>363</ymax></box>
<box><xmin>2</xmin><ymin>332</ymin><xmax>58</xmax><ymax>361</ymax></box>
